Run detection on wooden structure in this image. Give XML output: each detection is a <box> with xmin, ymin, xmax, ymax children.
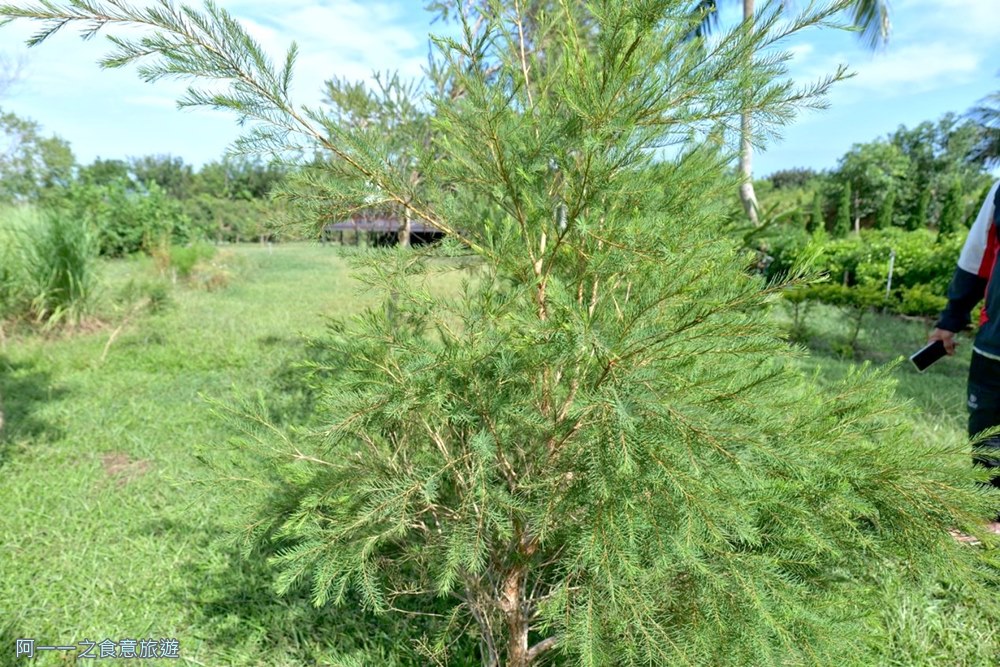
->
<box><xmin>322</xmin><ymin>218</ymin><xmax>445</xmax><ymax>247</ymax></box>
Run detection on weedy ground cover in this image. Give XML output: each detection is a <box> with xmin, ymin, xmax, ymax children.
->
<box><xmin>0</xmin><ymin>243</ymin><xmax>463</xmax><ymax>666</ymax></box>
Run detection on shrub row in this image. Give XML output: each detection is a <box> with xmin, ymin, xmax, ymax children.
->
<box><xmin>43</xmin><ymin>180</ymin><xmax>284</xmax><ymax>258</ymax></box>
<box><xmin>760</xmin><ymin>228</ymin><xmax>959</xmax><ymax>318</ymax></box>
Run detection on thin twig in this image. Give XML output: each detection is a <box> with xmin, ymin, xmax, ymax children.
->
<box><xmin>99</xmin><ymin>299</ymin><xmax>146</xmax><ymax>363</ymax></box>
<box><xmin>513</xmin><ymin>0</ymin><xmax>534</xmax><ymax>109</ymax></box>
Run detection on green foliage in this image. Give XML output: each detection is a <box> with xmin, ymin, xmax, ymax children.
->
<box><xmin>783</xmin><ymin>283</ymin><xmax>888</xmax><ymax>355</ymax></box>
<box><xmin>836</xmin><ymin>139</ymin><xmax>908</xmax><ymax>224</ymax></box>
<box><xmin>753</xmin><ymin>225</ymin><xmax>811</xmax><ymax>279</ymax></box>
<box><xmin>50</xmin><ymin>179</ymin><xmax>193</xmax><ymax>257</ymax></box>
<box><xmin>25</xmin><ymin>210</ymin><xmax>98</xmax><ymax>324</ymax></box>
<box><xmin>0</xmin><ymin>204</ymin><xmax>97</xmax><ymax>325</ymax></box>
<box><xmin>834</xmin><ymin>182</ymin><xmax>851</xmax><ymax>237</ymax></box>
<box><xmin>1</xmin><ymin>245</ymin><xmax>995</xmax><ymax>667</ymax></box>
<box><xmin>130</xmin><ymin>154</ymin><xmax>195</xmax><ymax>199</ymax></box>
<box><xmin>754</xmin><ymin>113</ymin><xmax>992</xmax><ymax>236</ymax></box>
<box><xmin>769</xmin><ymin>167</ymin><xmax>817</xmax><ymax>190</ymax></box>
<box><xmin>781</xmin><ymin>284</ymin><xmax>813</xmax><ymax>341</ymax></box>
<box><xmin>5</xmin><ymin>1</ymin><xmax>994</xmax><ymax>665</ymax></box>
<box><xmin>78</xmin><ymin>157</ymin><xmax>132</xmax><ymax>187</ymax></box>
<box><xmin>193</xmin><ymin>157</ymin><xmax>285</xmax><ymax>200</ymax></box>
<box><xmin>0</xmin><ymin>205</ymin><xmax>35</xmax><ymax>319</ymax></box>
<box><xmin>897</xmin><ymin>284</ymin><xmax>948</xmax><ymax>318</ymax></box>
<box><xmin>115</xmin><ymin>275</ymin><xmax>173</xmax><ymax>314</ymax></box>
<box><xmin>69</xmin><ymin>155</ymin><xmax>286</xmax><ymax>247</ymax></box>
<box><xmin>808</xmin><ymin>192</ymin><xmax>823</xmax><ymax>234</ymax></box>
<box><xmin>180</xmin><ymin>194</ymin><xmax>273</xmax><ymax>242</ymax></box>
<box><xmin>771</xmin><ymin>228</ymin><xmax>963</xmax><ymax>333</ymax></box>
<box><xmin>0</xmin><ymin>108</ymin><xmax>75</xmax><ymax>202</ymax></box>
<box><xmin>890</xmin><ymin>114</ymin><xmax>991</xmax><ymax>225</ymax></box>
<box><xmin>876</xmin><ymin>188</ymin><xmax>894</xmax><ymax>229</ymax></box>
<box><xmin>0</xmin><ymin>244</ymin><xmax>485</xmax><ymax>667</ymax></box>
<box><xmin>791</xmin><ymin>203</ymin><xmax>805</xmax><ymax>229</ymax></box>
<box><xmin>909</xmin><ymin>187</ymin><xmax>930</xmax><ymax>231</ymax></box>
<box><xmin>938</xmin><ymin>180</ymin><xmax>963</xmax><ymax>238</ymax></box>
<box><xmin>168</xmin><ymin>241</ymin><xmax>216</xmax><ymax>279</ymax></box>
<box><xmin>849</xmin><ymin>229</ymin><xmax>962</xmax><ymax>295</ymax></box>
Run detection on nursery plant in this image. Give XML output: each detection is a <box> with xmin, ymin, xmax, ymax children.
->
<box><xmin>2</xmin><ymin>1</ymin><xmax>996</xmax><ymax>666</ymax></box>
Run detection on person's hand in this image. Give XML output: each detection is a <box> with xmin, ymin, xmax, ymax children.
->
<box><xmin>928</xmin><ymin>328</ymin><xmax>958</xmax><ymax>355</ymax></box>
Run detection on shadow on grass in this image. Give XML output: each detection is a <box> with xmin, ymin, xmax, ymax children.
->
<box><xmin>257</xmin><ymin>331</ymin><xmax>347</xmax><ymax>429</ymax></box>
<box><xmin>158</xmin><ymin>519</ymin><xmax>478</xmax><ymax>667</ymax></box>
<box><xmin>0</xmin><ymin>619</ymin><xmax>30</xmax><ymax>667</ymax></box>
<box><xmin>790</xmin><ymin>313</ymin><xmax>970</xmax><ymax>433</ymax></box>
<box><xmin>0</xmin><ymin>354</ymin><xmax>66</xmax><ymax>467</ymax></box>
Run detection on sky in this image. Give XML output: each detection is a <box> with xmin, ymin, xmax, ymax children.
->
<box><xmin>0</xmin><ymin>0</ymin><xmax>998</xmax><ymax>178</ymax></box>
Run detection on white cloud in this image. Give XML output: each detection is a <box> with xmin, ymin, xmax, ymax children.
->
<box><xmin>225</xmin><ymin>0</ymin><xmax>430</xmax><ymax>106</ymax></box>
<box><xmin>897</xmin><ymin>0</ymin><xmax>1000</xmax><ymax>41</ymax></box>
<box><xmin>0</xmin><ymin>0</ymin><xmax>436</xmax><ymax>165</ymax></box>
<box><xmin>841</xmin><ymin>42</ymin><xmax>980</xmax><ymax>95</ymax></box>
<box><xmin>783</xmin><ymin>0</ymin><xmax>995</xmax><ymax>106</ymax></box>
<box><xmin>787</xmin><ymin>43</ymin><xmax>814</xmax><ymax>60</ymax></box>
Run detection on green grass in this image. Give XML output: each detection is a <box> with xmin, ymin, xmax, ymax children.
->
<box><xmin>775</xmin><ymin>300</ymin><xmax>1000</xmax><ymax>665</ymax></box>
<box><xmin>0</xmin><ymin>244</ymin><xmax>997</xmax><ymax>666</ymax></box>
<box><xmin>0</xmin><ymin>243</ymin><xmax>479</xmax><ymax>666</ymax></box>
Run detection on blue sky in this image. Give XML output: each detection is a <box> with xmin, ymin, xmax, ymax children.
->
<box><xmin>1</xmin><ymin>0</ymin><xmax>998</xmax><ymax>178</ymax></box>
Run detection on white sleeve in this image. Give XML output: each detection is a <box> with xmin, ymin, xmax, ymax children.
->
<box><xmin>957</xmin><ymin>180</ymin><xmax>1000</xmax><ymax>276</ymax></box>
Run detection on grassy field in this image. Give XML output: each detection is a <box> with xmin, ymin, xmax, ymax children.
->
<box><xmin>0</xmin><ymin>243</ymin><xmax>997</xmax><ymax>666</ymax></box>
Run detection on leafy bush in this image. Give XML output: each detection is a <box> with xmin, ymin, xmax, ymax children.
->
<box><xmin>834</xmin><ymin>182</ymin><xmax>852</xmax><ymax>236</ymax></box>
<box><xmin>169</xmin><ymin>241</ymin><xmax>217</xmax><ymax>278</ymax></box>
<box><xmin>26</xmin><ymin>211</ymin><xmax>99</xmax><ymax>324</ymax></box>
<box><xmin>769</xmin><ymin>167</ymin><xmax>817</xmax><ymax>190</ymax></box>
<box><xmin>757</xmin><ymin>226</ymin><xmax>812</xmax><ymax>278</ymax></box>
<box><xmin>50</xmin><ymin>179</ymin><xmax>193</xmax><ymax>257</ymax></box>
<box><xmin>0</xmin><ymin>206</ymin><xmax>36</xmax><ymax>319</ymax></box>
<box><xmin>897</xmin><ymin>284</ymin><xmax>948</xmax><ymax>318</ymax></box>
<box><xmin>849</xmin><ymin>229</ymin><xmax>961</xmax><ymax>295</ymax></box>
<box><xmin>181</xmin><ymin>194</ymin><xmax>280</xmax><ymax>243</ymax></box>
<box><xmin>804</xmin><ymin>282</ymin><xmax>853</xmax><ymax>306</ymax></box>
<box><xmin>769</xmin><ymin>228</ymin><xmax>963</xmax><ymax>322</ymax></box>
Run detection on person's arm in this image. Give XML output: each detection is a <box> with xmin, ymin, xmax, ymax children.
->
<box><xmin>931</xmin><ymin>181</ymin><xmax>1000</xmax><ymax>354</ymax></box>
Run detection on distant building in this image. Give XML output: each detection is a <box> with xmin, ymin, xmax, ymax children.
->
<box><xmin>322</xmin><ymin>218</ymin><xmax>445</xmax><ymax>246</ymax></box>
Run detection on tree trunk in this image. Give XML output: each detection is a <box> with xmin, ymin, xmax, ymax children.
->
<box><xmin>738</xmin><ymin>0</ymin><xmax>760</xmax><ymax>226</ymax></box>
<box><xmin>853</xmin><ymin>190</ymin><xmax>860</xmax><ymax>233</ymax></box>
<box><xmin>738</xmin><ymin>113</ymin><xmax>759</xmax><ymax>226</ymax></box>
<box><xmin>398</xmin><ymin>208</ymin><xmax>411</xmax><ymax>247</ymax></box>
<box><xmin>501</xmin><ymin>564</ymin><xmax>530</xmax><ymax>667</ymax></box>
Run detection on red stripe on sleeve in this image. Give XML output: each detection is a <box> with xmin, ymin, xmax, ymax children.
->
<box><xmin>981</xmin><ymin>230</ymin><xmax>1000</xmax><ymax>325</ymax></box>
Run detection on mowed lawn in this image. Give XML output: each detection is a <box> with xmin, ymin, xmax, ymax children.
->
<box><xmin>0</xmin><ymin>243</ymin><xmax>996</xmax><ymax>666</ymax></box>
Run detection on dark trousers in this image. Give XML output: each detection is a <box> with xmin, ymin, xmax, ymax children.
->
<box><xmin>967</xmin><ymin>351</ymin><xmax>1000</xmax><ymax>489</ymax></box>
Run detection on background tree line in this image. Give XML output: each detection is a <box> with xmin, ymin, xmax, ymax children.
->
<box><xmin>757</xmin><ymin>111</ymin><xmax>993</xmax><ymax>236</ymax></box>
<box><xmin>0</xmin><ymin>106</ymin><xmax>289</xmax><ymax>255</ymax></box>
<box><xmin>742</xmin><ymin>107</ymin><xmax>1000</xmax><ymax>350</ymax></box>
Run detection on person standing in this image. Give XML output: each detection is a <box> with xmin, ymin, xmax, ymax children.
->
<box><xmin>929</xmin><ymin>180</ymin><xmax>1000</xmax><ymax>532</ymax></box>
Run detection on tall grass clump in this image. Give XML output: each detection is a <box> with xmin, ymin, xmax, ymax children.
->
<box><xmin>0</xmin><ymin>205</ymin><xmax>98</xmax><ymax>326</ymax></box>
<box><xmin>0</xmin><ymin>205</ymin><xmax>37</xmax><ymax>320</ymax></box>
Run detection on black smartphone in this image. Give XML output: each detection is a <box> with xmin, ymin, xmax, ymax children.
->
<box><xmin>909</xmin><ymin>340</ymin><xmax>948</xmax><ymax>372</ymax></box>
